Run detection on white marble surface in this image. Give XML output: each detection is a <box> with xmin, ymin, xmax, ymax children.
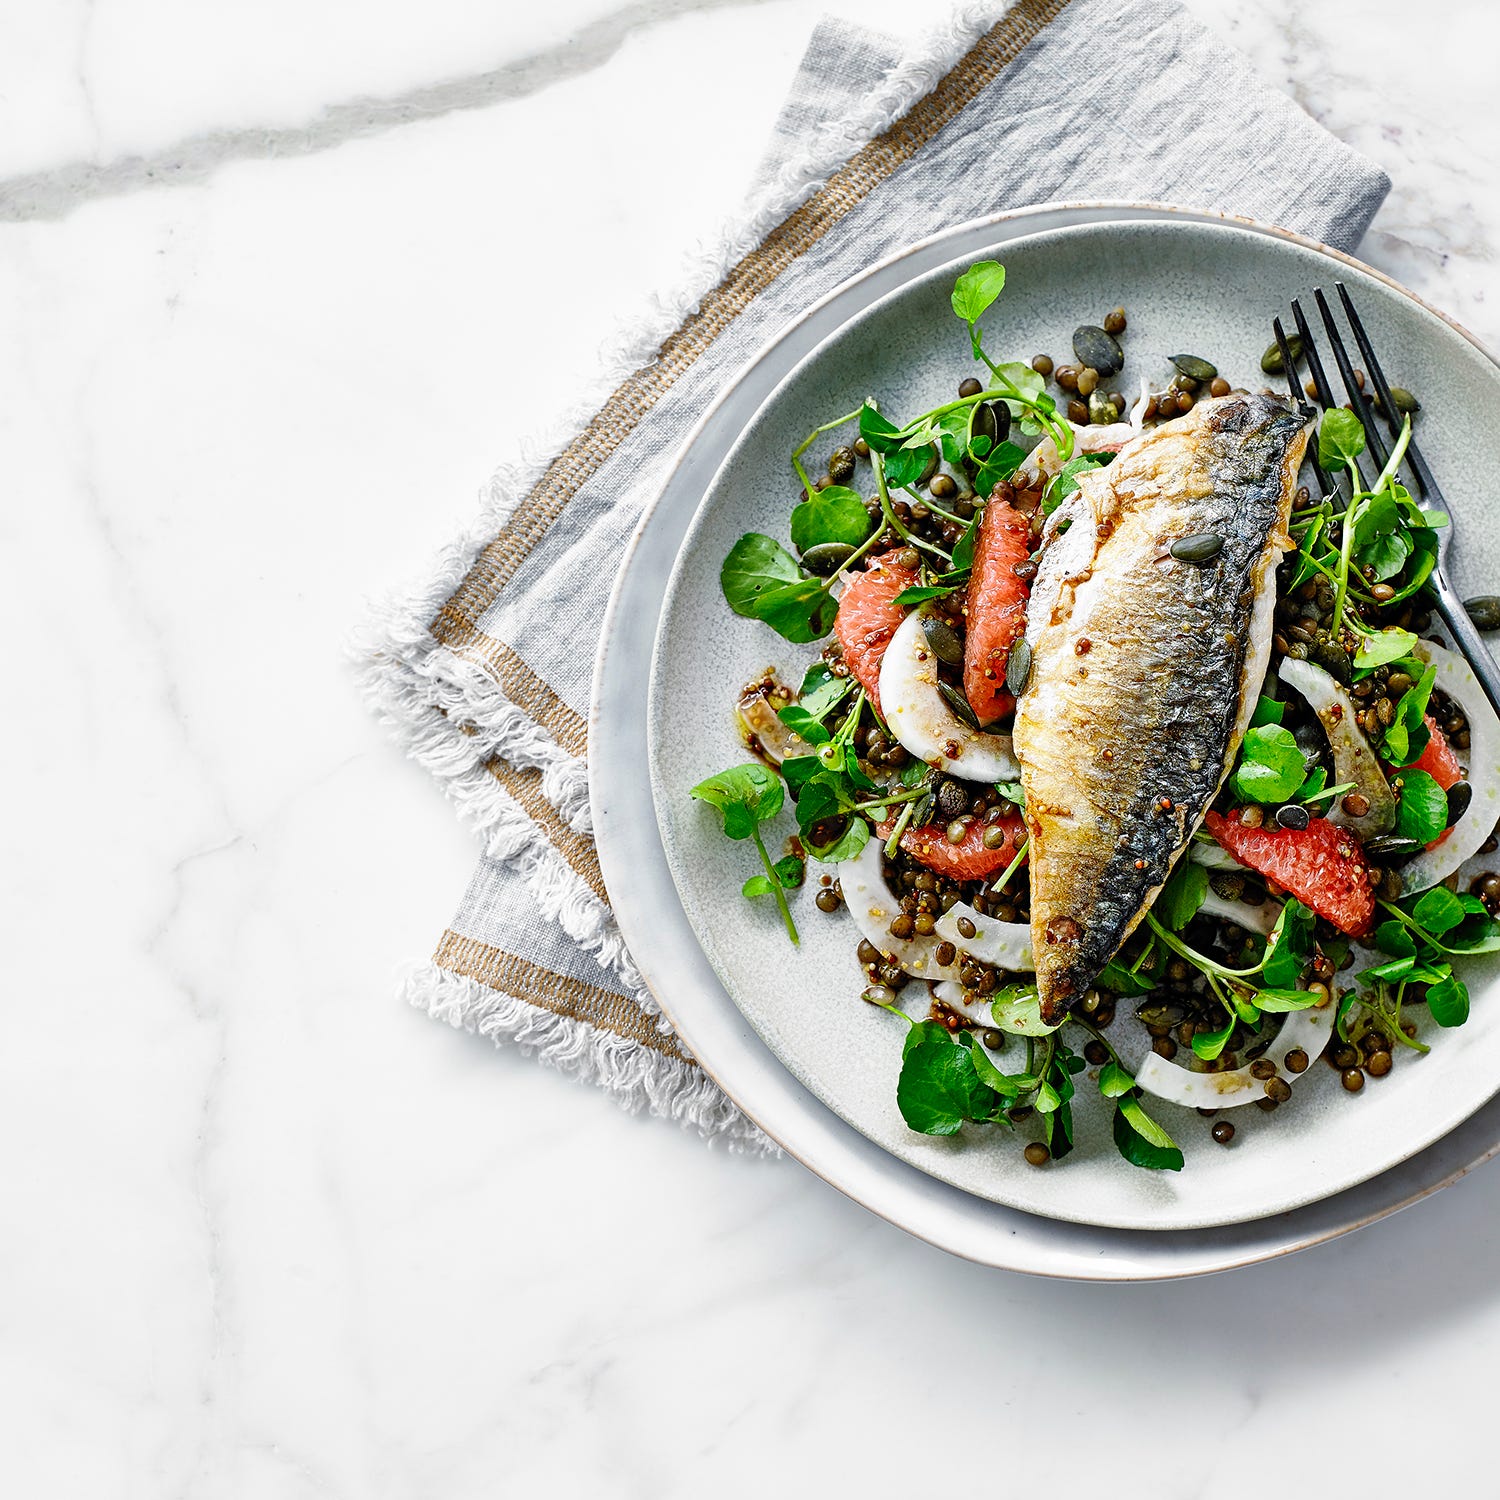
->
<box><xmin>6</xmin><ymin>2</ymin><xmax>1500</xmax><ymax>1493</ymax></box>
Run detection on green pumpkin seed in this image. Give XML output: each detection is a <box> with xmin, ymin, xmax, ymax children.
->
<box><xmin>1261</xmin><ymin>334</ymin><xmax>1303</xmax><ymax>374</ymax></box>
<box><xmin>922</xmin><ymin>616</ymin><xmax>964</xmax><ymax>665</ymax></box>
<box><xmin>969</xmin><ymin>401</ymin><xmax>1012</xmax><ymax>450</ymax></box>
<box><xmin>911</xmin><ymin>790</ymin><xmax>935</xmax><ymax>827</ymax></box>
<box><xmin>1364</xmin><ymin>834</ymin><xmax>1424</xmax><ymax>858</ymax></box>
<box><xmin>800</xmin><ymin>541</ymin><xmax>856</xmax><ymax>575</ymax></box>
<box><xmin>1387</xmin><ymin>386</ymin><xmax>1420</xmax><ymax>415</ymax></box>
<box><xmin>1072</xmin><ymin>324</ymin><xmax>1124</xmax><ymax>377</ymax></box>
<box><xmin>1447</xmin><ymin>781</ymin><xmax>1474</xmax><ymax>828</ymax></box>
<box><xmin>1135</xmin><ymin>1001</ymin><xmax>1186</xmax><ymax>1029</ymax></box>
<box><xmin>1464</xmin><ymin>595</ymin><xmax>1500</xmax><ymax>631</ymax></box>
<box><xmin>1006</xmin><ymin>638</ymin><xmax>1032</xmax><ymax>697</ymax></box>
<box><xmin>1169</xmin><ymin>354</ymin><xmax>1218</xmax><ymax>383</ymax></box>
<box><xmin>938</xmin><ymin>681</ymin><xmax>982</xmax><ymax>731</ymax></box>
<box><xmin>1169</xmin><ymin>531</ymin><xmax>1225</xmax><ymax>563</ymax></box>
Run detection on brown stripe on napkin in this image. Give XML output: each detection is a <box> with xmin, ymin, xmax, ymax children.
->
<box><xmin>434</xmin><ymin>932</ymin><xmax>688</xmax><ymax>1057</ymax></box>
<box><xmin>487</xmin><ymin>762</ymin><xmax>608</xmax><ymax>902</ymax></box>
<box><xmin>430</xmin><ymin>0</ymin><xmax>1071</xmax><ymax>690</ymax></box>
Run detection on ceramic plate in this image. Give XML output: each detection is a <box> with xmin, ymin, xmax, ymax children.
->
<box><xmin>646</xmin><ymin>215</ymin><xmax>1500</xmax><ymax>1231</ymax></box>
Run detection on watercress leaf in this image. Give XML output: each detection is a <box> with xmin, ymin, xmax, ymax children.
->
<box><xmin>972</xmin><ymin>440</ymin><xmax>1026</xmax><ymax>498</ymax></box>
<box><xmin>935</xmin><ymin>407</ymin><xmax>974</xmax><ymax>464</ymax></box>
<box><xmin>1353</xmin><ymin>490</ymin><xmax>1400</xmax><ymax>545</ymax></box>
<box><xmin>742</xmin><ymin>875</ymin><xmax>774</xmax><ymax>898</ymax></box>
<box><xmin>1427</xmin><ymin>973</ymin><xmax>1470</xmax><ymax>1028</ymax></box>
<box><xmin>756</xmin><ymin>579</ymin><xmax>840</xmax><ymax>643</ymax></box>
<box><xmin>968</xmin><ymin>433</ymin><xmax>992</xmax><ymax>459</ymax></box>
<box><xmin>961</xmin><ymin>1033</ymin><xmax>1029</xmax><ymax>1097</ymax></box>
<box><xmin>790</xmin><ymin>774</ymin><xmax>843</xmax><ymax>832</ymax></box>
<box><xmin>892</xmin><ymin>583</ymin><xmax>964</xmax><ymax>606</ymax></box>
<box><xmin>994</xmin><ymin>780</ymin><xmax>1025</xmax><ymax>808</ymax></box>
<box><xmin>1098</xmin><ymin>1060</ymin><xmax>1135</xmax><ymax>1098</ymax></box>
<box><xmin>1383</xmin><ymin>529</ymin><xmax>1440</xmax><ymax>604</ymax></box>
<box><xmin>1458</xmin><ymin>892</ymin><xmax>1489</xmax><ymax>915</ymax></box>
<box><xmin>1112</xmin><ymin>1098</ymin><xmax>1184</xmax><ymax>1172</ymax></box>
<box><xmin>1033</xmin><ymin>1079</ymin><xmax>1062</xmax><ymax>1114</ymax></box>
<box><xmin>1045</xmin><ymin>1102</ymin><xmax>1075</xmax><ymax>1161</ymax></box>
<box><xmin>896</xmin><ymin>1035</ymin><xmax>995</xmax><ymax>1135</ymax></box>
<box><xmin>1357</xmin><ymin>955</ymin><xmax>1415</xmax><ymax>984</ymax></box>
<box><xmin>1447</xmin><ymin>913</ymin><xmax>1500</xmax><ymax>954</ymax></box>
<box><xmin>1396</xmin><ymin>768</ymin><xmax>1449</xmax><ymax>846</ymax></box>
<box><xmin>950</xmin><ymin>260</ymin><xmax>1007</xmax><ymax>326</ymax></box>
<box><xmin>1043</xmin><ymin>452</ymin><xmax>1108</xmax><ymax>515</ymax></box>
<box><xmin>1251</xmin><ymin>694</ymin><xmax>1286</xmax><ymax>727</ymax></box>
<box><xmin>903</xmin><ymin>1018</ymin><xmax>947</xmax><ymax>1059</ymax></box>
<box><xmin>899</xmin><ymin>761</ymin><xmax>933</xmax><ymax>789</ymax></box>
<box><xmin>691</xmin><ymin>763</ymin><xmax>782</xmax><ymax>840</ymax></box>
<box><xmin>1254</xmin><ymin>988</ymin><xmax>1323</xmax><ymax>1012</ymax></box>
<box><xmin>1157</xmin><ymin>860</ymin><xmax>1208</xmax><ymax>931</ymax></box>
<box><xmin>1318</xmin><ymin>407</ymin><xmax>1367</xmax><ymax>467</ymax></box>
<box><xmin>1412</xmin><ymin>884</ymin><xmax>1467</xmax><ymax>935</ymax></box>
<box><xmin>807</xmin><ymin>813</ymin><xmax>869</xmax><ymax>864</ymax></box>
<box><xmin>1358</xmin><ymin>526</ymin><xmax>1413</xmax><ymax>583</ymax></box>
<box><xmin>779</xmin><ymin>754</ymin><xmax>822</xmax><ymax>797</ymax></box>
<box><xmin>885</xmin><ymin>443</ymin><xmax>935</xmax><ymax>492</ymax></box>
<box><xmin>1233</xmin><ymin>991</ymin><xmax>1263</xmax><ymax>1026</ymax></box>
<box><xmin>950</xmin><ymin>512</ymin><xmax>981</xmax><ymax>572</ymax></box>
<box><xmin>721</xmin><ymin>533</ymin><xmax>801</xmax><ymax>617</ymax></box>
<box><xmin>858</xmin><ymin>403</ymin><xmax>903</xmax><ymax>454</ymax></box>
<box><xmin>1192</xmin><ymin>1014</ymin><xmax>1237</xmax><ymax>1060</ymax></box>
<box><xmin>1231</xmin><ymin>723</ymin><xmax>1310</xmax><ymax>803</ymax></box>
<box><xmin>1298</xmin><ymin>765</ymin><xmax>1328</xmax><ymax>802</ymax></box>
<box><xmin>990</xmin><ymin>361</ymin><xmax>1046</xmax><ymax>400</ymax></box>
<box><xmin>774</xmin><ymin>705</ymin><xmax>831</xmax><ymax>745</ymax></box>
<box><xmin>1373</xmin><ymin>919</ymin><xmax>1418</xmax><ymax>959</ymax></box>
<box><xmin>1262</xmin><ymin>898</ymin><xmax>1315</xmax><ymax>988</ymax></box>
<box><xmin>1095</xmin><ymin>960</ymin><xmax>1157</xmax><ymax>996</ymax></box>
<box><xmin>989</xmin><ymin>986</ymin><xmax>1062</xmax><ymax>1037</ymax></box>
<box><xmin>796</xmin><ymin>661</ymin><xmax>853</xmax><ymax>721</ymax></box>
<box><xmin>1354</xmin><ymin>628</ymin><xmax>1419</xmax><ymax>670</ymax></box>
<box><xmin>773</xmin><ymin>855</ymin><xmax>805</xmax><ymax>889</ymax></box>
<box><xmin>789</xmin><ymin>485</ymin><xmax>873</xmax><ymax>552</ymax></box>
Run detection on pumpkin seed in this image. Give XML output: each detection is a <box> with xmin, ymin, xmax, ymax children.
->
<box><xmin>1464</xmin><ymin>595</ymin><xmax>1500</xmax><ymax>631</ymax></box>
<box><xmin>1364</xmin><ymin>834</ymin><xmax>1424</xmax><ymax>858</ymax></box>
<box><xmin>1447</xmin><ymin>781</ymin><xmax>1474</xmax><ymax>828</ymax></box>
<box><xmin>1006</xmin><ymin>638</ymin><xmax>1032</xmax><ymax>697</ymax></box>
<box><xmin>800</xmin><ymin>540</ymin><xmax>856</xmax><ymax>574</ymax></box>
<box><xmin>1072</xmin><ymin>324</ymin><xmax>1124</xmax><ymax>377</ymax></box>
<box><xmin>911</xmin><ymin>790</ymin><xmax>935</xmax><ymax>827</ymax></box>
<box><xmin>1169</xmin><ymin>531</ymin><xmax>1225</xmax><ymax>563</ymax></box>
<box><xmin>1386</xmin><ymin>386</ymin><xmax>1421</xmax><ymax>415</ymax></box>
<box><xmin>922</xmin><ymin>616</ymin><xmax>964</xmax><ymax>665</ymax></box>
<box><xmin>938</xmin><ymin>681</ymin><xmax>981</xmax><ymax>731</ymax></box>
<box><xmin>1135</xmin><ymin>1000</ymin><xmax>1186</xmax><ymax>1029</ymax></box>
<box><xmin>1275</xmin><ymin>803</ymin><xmax>1311</xmax><ymax>831</ymax></box>
<box><xmin>1087</xmin><ymin>388</ymin><xmax>1119</xmax><ymax>425</ymax></box>
<box><xmin>969</xmin><ymin>400</ymin><xmax>1012</xmax><ymax>449</ymax></box>
<box><xmin>1169</xmin><ymin>354</ymin><xmax>1218</xmax><ymax>383</ymax></box>
<box><xmin>1261</xmin><ymin>334</ymin><xmax>1303</xmax><ymax>374</ymax></box>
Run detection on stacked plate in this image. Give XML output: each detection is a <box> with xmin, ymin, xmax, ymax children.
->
<box><xmin>591</xmin><ymin>205</ymin><xmax>1500</xmax><ymax>1279</ymax></box>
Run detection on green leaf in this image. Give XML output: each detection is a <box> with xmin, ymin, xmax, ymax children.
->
<box><xmin>1098</xmin><ymin>1060</ymin><xmax>1135</xmax><ymax>1098</ymax></box>
<box><xmin>1373</xmin><ymin>919</ymin><xmax>1418</xmax><ymax>959</ymax></box>
<box><xmin>949</xmin><ymin>511</ymin><xmax>981</xmax><ymax>571</ymax></box>
<box><xmin>1157</xmin><ymin>860</ymin><xmax>1208</xmax><ymax>931</ymax></box>
<box><xmin>720</xmin><ymin>533</ymin><xmax>801</xmax><ymax>617</ymax></box>
<box><xmin>796</xmin><ymin>661</ymin><xmax>853</xmax><ymax>721</ymax></box>
<box><xmin>1354</xmin><ymin>628</ymin><xmax>1419</xmax><ymax>670</ymax></box>
<box><xmin>857</xmin><ymin>403</ymin><xmax>903</xmax><ymax>454</ymax></box>
<box><xmin>1383</xmin><ymin>663</ymin><xmax>1436</xmax><ymax>764</ymax></box>
<box><xmin>690</xmin><ymin>763</ymin><xmax>783</xmax><ymax>840</ymax></box>
<box><xmin>1262</xmin><ymin>898</ymin><xmax>1316</xmax><ymax>989</ymax></box>
<box><xmin>1358</xmin><ymin>955</ymin><xmax>1415</xmax><ymax>984</ymax></box>
<box><xmin>789</xmin><ymin>485</ymin><xmax>873</xmax><ymax>552</ymax></box>
<box><xmin>1427</xmin><ymin>973</ymin><xmax>1470</xmax><ymax>1027</ymax></box>
<box><xmin>742</xmin><ymin>875</ymin><xmax>773</xmax><ymax>898</ymax></box>
<box><xmin>950</xmin><ymin>260</ymin><xmax>1007</xmax><ymax>326</ymax></box>
<box><xmin>993</xmin><ymin>780</ymin><xmax>1025</xmax><ymax>808</ymax></box>
<box><xmin>1095</xmin><ymin>960</ymin><xmax>1157</xmax><ymax>996</ymax></box>
<box><xmin>972</xmin><ymin>441</ymin><xmax>1026</xmax><ymax>499</ymax></box>
<box><xmin>892</xmin><ymin>583</ymin><xmax>963</xmax><ymax>607</ymax></box>
<box><xmin>807</xmin><ymin>814</ymin><xmax>869</xmax><ymax>864</ymax></box>
<box><xmin>883</xmin><ymin>443</ymin><xmax>933</xmax><ymax>491</ymax></box>
<box><xmin>1358</xmin><ymin>527</ymin><xmax>1413</xmax><ymax>583</ymax></box>
<box><xmin>1447</xmin><ymin>914</ymin><xmax>1500</xmax><ymax>954</ymax></box>
<box><xmin>1112</xmin><ymin>1098</ymin><xmax>1184</xmax><ymax>1172</ymax></box>
<box><xmin>1230</xmin><ymin>723</ymin><xmax>1310</xmax><ymax>803</ymax></box>
<box><xmin>1192</xmin><ymin>1014</ymin><xmax>1237</xmax><ymax>1060</ymax></box>
<box><xmin>772</xmin><ymin>855</ymin><xmax>804</xmax><ymax>889</ymax></box>
<box><xmin>756</xmin><ymin>579</ymin><xmax>840</xmax><ymax>643</ymax></box>
<box><xmin>934</xmin><ymin>407</ymin><xmax>974</xmax><ymax>464</ymax></box>
<box><xmin>1250</xmin><ymin>694</ymin><xmax>1285</xmax><ymax>727</ymax></box>
<box><xmin>1042</xmin><ymin>453</ymin><xmax>1108</xmax><ymax>514</ymax></box>
<box><xmin>774</xmin><ymin>705</ymin><xmax>831</xmax><ymax>745</ymax></box>
<box><xmin>991</xmin><ymin>361</ymin><xmax>1047</xmax><ymax>401</ymax></box>
<box><xmin>1396</xmin><ymin>769</ymin><xmax>1448</xmax><ymax>846</ymax></box>
<box><xmin>961</xmin><ymin>1033</ymin><xmax>1032</xmax><ymax>1098</ymax></box>
<box><xmin>1254</xmin><ymin>988</ymin><xmax>1323</xmax><ymax>1012</ymax></box>
<box><xmin>989</xmin><ymin>986</ymin><xmax>1062</xmax><ymax>1037</ymax></box>
<box><xmin>1383</xmin><ymin>528</ymin><xmax>1439</xmax><ymax>604</ymax></box>
<box><xmin>896</xmin><ymin>1035</ymin><xmax>997</xmax><ymax>1135</ymax></box>
<box><xmin>1318</xmin><ymin>408</ymin><xmax>1366</xmax><ymax>467</ymax></box>
<box><xmin>1297</xmin><ymin>766</ymin><xmax>1328</xmax><ymax>802</ymax></box>
<box><xmin>1033</xmin><ymin>1079</ymin><xmax>1062</xmax><ymax>1114</ymax></box>
<box><xmin>1353</xmin><ymin>489</ymin><xmax>1400</xmax><ymax>546</ymax></box>
<box><xmin>1412</xmin><ymin>885</ymin><xmax>1467</xmax><ymax>936</ymax></box>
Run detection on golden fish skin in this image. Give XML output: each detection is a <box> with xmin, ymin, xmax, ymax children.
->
<box><xmin>1015</xmin><ymin>394</ymin><xmax>1310</xmax><ymax>1020</ymax></box>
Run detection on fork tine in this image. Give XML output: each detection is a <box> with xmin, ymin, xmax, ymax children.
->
<box><xmin>1290</xmin><ymin>296</ymin><xmax>1366</xmax><ymax>489</ymax></box>
<box><xmin>1335</xmin><ymin>282</ymin><xmax>1440</xmax><ymax>501</ymax></box>
<box><xmin>1273</xmin><ymin>315</ymin><xmax>1333</xmax><ymax>498</ymax></box>
<box><xmin>1312</xmin><ymin>287</ymin><xmax>1390</xmax><ymax>471</ymax></box>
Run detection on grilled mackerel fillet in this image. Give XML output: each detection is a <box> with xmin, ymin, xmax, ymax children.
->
<box><xmin>1015</xmin><ymin>394</ymin><xmax>1310</xmax><ymax>1020</ymax></box>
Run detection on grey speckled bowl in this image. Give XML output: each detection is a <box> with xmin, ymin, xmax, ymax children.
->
<box><xmin>648</xmin><ymin>216</ymin><xmax>1500</xmax><ymax>1232</ymax></box>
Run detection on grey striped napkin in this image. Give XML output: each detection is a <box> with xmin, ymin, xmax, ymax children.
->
<box><xmin>359</xmin><ymin>0</ymin><xmax>1390</xmax><ymax>1148</ymax></box>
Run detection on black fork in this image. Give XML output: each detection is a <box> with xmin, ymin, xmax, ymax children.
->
<box><xmin>1272</xmin><ymin>283</ymin><xmax>1500</xmax><ymax>719</ymax></box>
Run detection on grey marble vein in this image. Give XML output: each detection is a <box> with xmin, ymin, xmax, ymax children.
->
<box><xmin>0</xmin><ymin>0</ymin><xmax>773</xmax><ymax>223</ymax></box>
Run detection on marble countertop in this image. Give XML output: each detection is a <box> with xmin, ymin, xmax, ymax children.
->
<box><xmin>7</xmin><ymin>1</ymin><xmax>1500</xmax><ymax>1493</ymax></box>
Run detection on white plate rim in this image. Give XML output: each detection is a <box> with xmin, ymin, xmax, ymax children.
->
<box><xmin>590</xmin><ymin>200</ymin><xmax>1500</xmax><ymax>1278</ymax></box>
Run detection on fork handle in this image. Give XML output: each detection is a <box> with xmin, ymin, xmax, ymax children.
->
<box><xmin>1429</xmin><ymin>566</ymin><xmax>1500</xmax><ymax>721</ymax></box>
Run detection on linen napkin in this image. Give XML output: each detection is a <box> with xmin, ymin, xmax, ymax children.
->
<box><xmin>359</xmin><ymin>0</ymin><xmax>1390</xmax><ymax>1149</ymax></box>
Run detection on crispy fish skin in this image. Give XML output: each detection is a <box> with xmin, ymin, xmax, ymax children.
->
<box><xmin>1015</xmin><ymin>394</ymin><xmax>1309</xmax><ymax>1020</ymax></box>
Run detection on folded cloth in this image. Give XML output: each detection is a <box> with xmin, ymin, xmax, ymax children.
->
<box><xmin>359</xmin><ymin>0</ymin><xmax>1390</xmax><ymax>1150</ymax></box>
